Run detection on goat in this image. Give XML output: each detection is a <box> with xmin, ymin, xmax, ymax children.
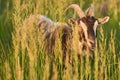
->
<box><xmin>37</xmin><ymin>4</ymin><xmax>110</xmax><ymax>66</ymax></box>
<box><xmin>38</xmin><ymin>4</ymin><xmax>109</xmax><ymax>55</ymax></box>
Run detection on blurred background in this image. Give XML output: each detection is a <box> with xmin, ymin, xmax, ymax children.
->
<box><xmin>0</xmin><ymin>0</ymin><xmax>120</xmax><ymax>80</ymax></box>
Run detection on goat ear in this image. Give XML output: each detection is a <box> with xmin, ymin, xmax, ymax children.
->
<box><xmin>97</xmin><ymin>16</ymin><xmax>110</xmax><ymax>24</ymax></box>
<box><xmin>68</xmin><ymin>18</ymin><xmax>76</xmax><ymax>25</ymax></box>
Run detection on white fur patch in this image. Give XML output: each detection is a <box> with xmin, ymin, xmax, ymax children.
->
<box><xmin>93</xmin><ymin>21</ymin><xmax>98</xmax><ymax>35</ymax></box>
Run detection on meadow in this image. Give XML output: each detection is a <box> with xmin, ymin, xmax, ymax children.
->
<box><xmin>0</xmin><ymin>0</ymin><xmax>120</xmax><ymax>80</ymax></box>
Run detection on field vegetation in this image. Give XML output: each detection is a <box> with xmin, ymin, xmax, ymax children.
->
<box><xmin>0</xmin><ymin>0</ymin><xmax>120</xmax><ymax>80</ymax></box>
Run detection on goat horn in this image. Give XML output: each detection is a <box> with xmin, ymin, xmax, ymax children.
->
<box><xmin>65</xmin><ymin>4</ymin><xmax>85</xmax><ymax>18</ymax></box>
<box><xmin>88</xmin><ymin>4</ymin><xmax>94</xmax><ymax>16</ymax></box>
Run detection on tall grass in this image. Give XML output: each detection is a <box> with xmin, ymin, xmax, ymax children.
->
<box><xmin>0</xmin><ymin>0</ymin><xmax>120</xmax><ymax>80</ymax></box>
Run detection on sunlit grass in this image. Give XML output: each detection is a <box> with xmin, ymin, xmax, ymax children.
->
<box><xmin>0</xmin><ymin>0</ymin><xmax>120</xmax><ymax>80</ymax></box>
